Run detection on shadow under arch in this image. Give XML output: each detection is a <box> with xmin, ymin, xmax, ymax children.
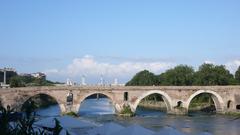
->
<box><xmin>227</xmin><ymin>100</ymin><xmax>233</xmax><ymax>109</ymax></box>
<box><xmin>77</xmin><ymin>92</ymin><xmax>116</xmax><ymax>115</ymax></box>
<box><xmin>21</xmin><ymin>93</ymin><xmax>62</xmax><ymax>116</ymax></box>
<box><xmin>186</xmin><ymin>90</ymin><xmax>224</xmax><ymax>113</ymax></box>
<box><xmin>132</xmin><ymin>90</ymin><xmax>173</xmax><ymax>113</ymax></box>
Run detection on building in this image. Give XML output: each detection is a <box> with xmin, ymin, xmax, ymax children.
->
<box><xmin>31</xmin><ymin>72</ymin><xmax>46</xmax><ymax>80</ymax></box>
<box><xmin>0</xmin><ymin>68</ymin><xmax>17</xmax><ymax>85</ymax></box>
<box><xmin>19</xmin><ymin>72</ymin><xmax>47</xmax><ymax>80</ymax></box>
<box><xmin>19</xmin><ymin>73</ymin><xmax>32</xmax><ymax>77</ymax></box>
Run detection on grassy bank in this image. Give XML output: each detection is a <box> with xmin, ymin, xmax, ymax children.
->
<box><xmin>189</xmin><ymin>103</ymin><xmax>215</xmax><ymax>112</ymax></box>
<box><xmin>138</xmin><ymin>101</ymin><xmax>167</xmax><ymax>111</ymax></box>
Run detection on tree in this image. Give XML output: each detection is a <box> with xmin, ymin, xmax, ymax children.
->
<box><xmin>158</xmin><ymin>65</ymin><xmax>194</xmax><ymax>86</ymax></box>
<box><xmin>9</xmin><ymin>76</ymin><xmax>25</xmax><ymax>87</ymax></box>
<box><xmin>235</xmin><ymin>66</ymin><xmax>240</xmax><ymax>84</ymax></box>
<box><xmin>126</xmin><ymin>70</ymin><xmax>158</xmax><ymax>86</ymax></box>
<box><xmin>0</xmin><ymin>106</ymin><xmax>65</xmax><ymax>135</ymax></box>
<box><xmin>194</xmin><ymin>64</ymin><xmax>234</xmax><ymax>85</ymax></box>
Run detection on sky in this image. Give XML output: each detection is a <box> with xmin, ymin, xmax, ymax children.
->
<box><xmin>0</xmin><ymin>0</ymin><xmax>240</xmax><ymax>84</ymax></box>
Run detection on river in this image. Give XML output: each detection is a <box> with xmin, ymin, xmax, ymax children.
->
<box><xmin>36</xmin><ymin>98</ymin><xmax>240</xmax><ymax>135</ymax></box>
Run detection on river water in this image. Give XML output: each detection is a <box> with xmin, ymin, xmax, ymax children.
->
<box><xmin>36</xmin><ymin>98</ymin><xmax>240</xmax><ymax>135</ymax></box>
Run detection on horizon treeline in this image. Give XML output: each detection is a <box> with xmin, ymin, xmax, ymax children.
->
<box><xmin>126</xmin><ymin>63</ymin><xmax>240</xmax><ymax>86</ymax></box>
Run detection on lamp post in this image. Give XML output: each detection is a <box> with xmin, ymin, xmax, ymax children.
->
<box><xmin>3</xmin><ymin>69</ymin><xmax>6</xmax><ymax>84</ymax></box>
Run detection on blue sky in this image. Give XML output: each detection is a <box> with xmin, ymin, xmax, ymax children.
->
<box><xmin>0</xmin><ymin>0</ymin><xmax>240</xmax><ymax>83</ymax></box>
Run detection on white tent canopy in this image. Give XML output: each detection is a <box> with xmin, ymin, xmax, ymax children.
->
<box><xmin>154</xmin><ymin>126</ymin><xmax>186</xmax><ymax>135</ymax></box>
<box><xmin>113</xmin><ymin>124</ymin><xmax>154</xmax><ymax>135</ymax></box>
<box><xmin>87</xmin><ymin>122</ymin><xmax>125</xmax><ymax>135</ymax></box>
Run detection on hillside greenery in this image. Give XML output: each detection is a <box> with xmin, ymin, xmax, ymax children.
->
<box><xmin>9</xmin><ymin>76</ymin><xmax>55</xmax><ymax>87</ymax></box>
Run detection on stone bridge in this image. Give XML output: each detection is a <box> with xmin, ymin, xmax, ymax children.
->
<box><xmin>0</xmin><ymin>86</ymin><xmax>240</xmax><ymax>115</ymax></box>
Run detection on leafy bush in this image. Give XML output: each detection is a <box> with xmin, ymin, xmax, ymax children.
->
<box><xmin>0</xmin><ymin>104</ymin><xmax>69</xmax><ymax>135</ymax></box>
<box><xmin>120</xmin><ymin>105</ymin><xmax>135</xmax><ymax>116</ymax></box>
<box><xmin>10</xmin><ymin>76</ymin><xmax>26</xmax><ymax>87</ymax></box>
<box><xmin>63</xmin><ymin>112</ymin><xmax>78</xmax><ymax>117</ymax></box>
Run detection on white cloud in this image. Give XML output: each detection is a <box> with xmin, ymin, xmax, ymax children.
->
<box><xmin>201</xmin><ymin>59</ymin><xmax>240</xmax><ymax>74</ymax></box>
<box><xmin>225</xmin><ymin>60</ymin><xmax>240</xmax><ymax>73</ymax></box>
<box><xmin>45</xmin><ymin>55</ymin><xmax>175</xmax><ymax>83</ymax></box>
<box><xmin>204</xmin><ymin>60</ymin><xmax>215</xmax><ymax>64</ymax></box>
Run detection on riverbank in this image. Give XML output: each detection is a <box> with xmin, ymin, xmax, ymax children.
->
<box><xmin>138</xmin><ymin>100</ymin><xmax>167</xmax><ymax>111</ymax></box>
<box><xmin>138</xmin><ymin>101</ymin><xmax>217</xmax><ymax>113</ymax></box>
<box><xmin>189</xmin><ymin>103</ymin><xmax>215</xmax><ymax>112</ymax></box>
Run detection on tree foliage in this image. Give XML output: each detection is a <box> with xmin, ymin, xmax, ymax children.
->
<box><xmin>158</xmin><ymin>65</ymin><xmax>194</xmax><ymax>86</ymax></box>
<box><xmin>10</xmin><ymin>75</ymin><xmax>54</xmax><ymax>88</ymax></box>
<box><xmin>10</xmin><ymin>76</ymin><xmax>25</xmax><ymax>87</ymax></box>
<box><xmin>126</xmin><ymin>63</ymin><xmax>238</xmax><ymax>86</ymax></box>
<box><xmin>235</xmin><ymin>66</ymin><xmax>240</xmax><ymax>83</ymax></box>
<box><xmin>194</xmin><ymin>64</ymin><xmax>234</xmax><ymax>85</ymax></box>
<box><xmin>126</xmin><ymin>70</ymin><xmax>158</xmax><ymax>86</ymax></box>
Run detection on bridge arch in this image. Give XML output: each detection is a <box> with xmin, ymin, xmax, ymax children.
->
<box><xmin>186</xmin><ymin>90</ymin><xmax>224</xmax><ymax>113</ymax></box>
<box><xmin>132</xmin><ymin>90</ymin><xmax>173</xmax><ymax>113</ymax></box>
<box><xmin>76</xmin><ymin>92</ymin><xmax>115</xmax><ymax>113</ymax></box>
<box><xmin>20</xmin><ymin>92</ymin><xmax>65</xmax><ymax>113</ymax></box>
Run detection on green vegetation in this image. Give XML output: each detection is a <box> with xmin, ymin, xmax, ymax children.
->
<box><xmin>119</xmin><ymin>105</ymin><xmax>135</xmax><ymax>117</ymax></box>
<box><xmin>9</xmin><ymin>76</ymin><xmax>25</xmax><ymax>87</ymax></box>
<box><xmin>21</xmin><ymin>94</ymin><xmax>58</xmax><ymax>111</ymax></box>
<box><xmin>126</xmin><ymin>63</ymin><xmax>240</xmax><ymax>86</ymax></box>
<box><xmin>193</xmin><ymin>64</ymin><xmax>235</xmax><ymax>85</ymax></box>
<box><xmin>188</xmin><ymin>93</ymin><xmax>216</xmax><ymax>113</ymax></box>
<box><xmin>225</xmin><ymin>112</ymin><xmax>240</xmax><ymax>117</ymax></box>
<box><xmin>126</xmin><ymin>70</ymin><xmax>158</xmax><ymax>86</ymax></box>
<box><xmin>126</xmin><ymin>64</ymin><xmax>240</xmax><ymax>113</ymax></box>
<box><xmin>10</xmin><ymin>75</ymin><xmax>55</xmax><ymax>87</ymax></box>
<box><xmin>0</xmin><ymin>105</ymin><xmax>69</xmax><ymax>135</ymax></box>
<box><xmin>136</xmin><ymin>94</ymin><xmax>166</xmax><ymax>112</ymax></box>
<box><xmin>235</xmin><ymin>66</ymin><xmax>240</xmax><ymax>84</ymax></box>
<box><xmin>63</xmin><ymin>112</ymin><xmax>79</xmax><ymax>117</ymax></box>
<box><xmin>159</xmin><ymin>65</ymin><xmax>194</xmax><ymax>86</ymax></box>
<box><xmin>141</xmin><ymin>93</ymin><xmax>164</xmax><ymax>102</ymax></box>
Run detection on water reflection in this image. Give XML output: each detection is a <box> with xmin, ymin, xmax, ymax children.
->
<box><xmin>35</xmin><ymin>105</ymin><xmax>61</xmax><ymax>117</ymax></box>
<box><xmin>78</xmin><ymin>98</ymin><xmax>115</xmax><ymax>116</ymax></box>
<box><xmin>136</xmin><ymin>106</ymin><xmax>166</xmax><ymax>117</ymax></box>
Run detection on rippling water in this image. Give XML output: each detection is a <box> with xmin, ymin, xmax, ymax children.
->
<box><xmin>36</xmin><ymin>98</ymin><xmax>240</xmax><ymax>135</ymax></box>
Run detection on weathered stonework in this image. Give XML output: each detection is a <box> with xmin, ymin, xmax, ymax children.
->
<box><xmin>0</xmin><ymin>86</ymin><xmax>240</xmax><ymax>115</ymax></box>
